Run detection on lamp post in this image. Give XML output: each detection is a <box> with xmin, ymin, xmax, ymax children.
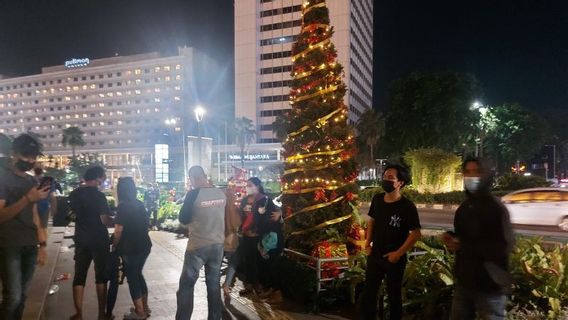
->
<box><xmin>194</xmin><ymin>106</ymin><xmax>206</xmax><ymax>166</ymax></box>
<box><xmin>165</xmin><ymin>117</ymin><xmax>188</xmax><ymax>185</ymax></box>
<box><xmin>472</xmin><ymin>101</ymin><xmax>488</xmax><ymax>157</ymax></box>
<box><xmin>545</xmin><ymin>144</ymin><xmax>557</xmax><ymax>182</ymax></box>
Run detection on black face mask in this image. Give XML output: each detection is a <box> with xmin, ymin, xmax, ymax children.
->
<box><xmin>15</xmin><ymin>160</ymin><xmax>35</xmax><ymax>172</ymax></box>
<box><xmin>381</xmin><ymin>180</ymin><xmax>396</xmax><ymax>193</ymax></box>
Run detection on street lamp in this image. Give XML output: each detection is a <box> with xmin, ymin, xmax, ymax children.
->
<box><xmin>194</xmin><ymin>106</ymin><xmax>206</xmax><ymax>166</ymax></box>
<box><xmin>472</xmin><ymin>101</ymin><xmax>488</xmax><ymax>157</ymax></box>
<box><xmin>545</xmin><ymin>144</ymin><xmax>557</xmax><ymax>182</ymax></box>
<box><xmin>165</xmin><ymin>117</ymin><xmax>188</xmax><ymax>186</ymax></box>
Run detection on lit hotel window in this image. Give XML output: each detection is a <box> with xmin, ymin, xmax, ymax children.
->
<box><xmin>155</xmin><ymin>67</ymin><xmax>161</xmax><ymax>72</ymax></box>
<box><xmin>164</xmin><ymin>66</ymin><xmax>171</xmax><ymax>71</ymax></box>
<box><xmin>135</xmin><ymin>69</ymin><xmax>141</xmax><ymax>75</ymax></box>
<box><xmin>175</xmin><ymin>75</ymin><xmax>181</xmax><ymax>80</ymax></box>
<box><xmin>165</xmin><ymin>76</ymin><xmax>171</xmax><ymax>82</ymax></box>
<box><xmin>90</xmin><ymin>84</ymin><xmax>96</xmax><ymax>89</ymax></box>
<box><xmin>135</xmin><ymin>90</ymin><xmax>141</xmax><ymax>95</ymax></box>
<box><xmin>175</xmin><ymin>64</ymin><xmax>181</xmax><ymax>70</ymax></box>
<box><xmin>154</xmin><ymin>98</ymin><xmax>160</xmax><ymax>103</ymax></box>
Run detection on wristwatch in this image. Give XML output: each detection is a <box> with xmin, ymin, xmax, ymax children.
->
<box><xmin>38</xmin><ymin>242</ymin><xmax>47</xmax><ymax>248</ymax></box>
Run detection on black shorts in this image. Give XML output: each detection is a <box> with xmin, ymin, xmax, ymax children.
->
<box><xmin>73</xmin><ymin>244</ymin><xmax>109</xmax><ymax>286</ymax></box>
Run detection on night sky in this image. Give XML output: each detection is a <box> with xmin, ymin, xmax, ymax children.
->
<box><xmin>1</xmin><ymin>0</ymin><xmax>567</xmax><ymax>117</ymax></box>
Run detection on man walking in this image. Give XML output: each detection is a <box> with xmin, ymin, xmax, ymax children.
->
<box><xmin>0</xmin><ymin>133</ymin><xmax>50</xmax><ymax>320</ymax></box>
<box><xmin>361</xmin><ymin>164</ymin><xmax>422</xmax><ymax>320</ymax></box>
<box><xmin>69</xmin><ymin>166</ymin><xmax>112</xmax><ymax>320</ymax></box>
<box><xmin>176</xmin><ymin>166</ymin><xmax>227</xmax><ymax>320</ymax></box>
<box><xmin>442</xmin><ymin>158</ymin><xmax>513</xmax><ymax>319</ymax></box>
<box><xmin>144</xmin><ymin>183</ymin><xmax>160</xmax><ymax>229</ymax></box>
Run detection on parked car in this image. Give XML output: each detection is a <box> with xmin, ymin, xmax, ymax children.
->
<box><xmin>501</xmin><ymin>188</ymin><xmax>568</xmax><ymax>231</ymax></box>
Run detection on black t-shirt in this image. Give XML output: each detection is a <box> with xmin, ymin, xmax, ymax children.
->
<box><xmin>69</xmin><ymin>186</ymin><xmax>111</xmax><ymax>248</ymax></box>
<box><xmin>0</xmin><ymin>169</ymin><xmax>38</xmax><ymax>247</ymax></box>
<box><xmin>368</xmin><ymin>194</ymin><xmax>421</xmax><ymax>257</ymax></box>
<box><xmin>115</xmin><ymin>199</ymin><xmax>152</xmax><ymax>255</ymax></box>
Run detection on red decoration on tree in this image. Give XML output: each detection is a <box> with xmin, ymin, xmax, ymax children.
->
<box><xmin>345</xmin><ymin>192</ymin><xmax>354</xmax><ymax>201</ymax></box>
<box><xmin>314</xmin><ymin>189</ymin><xmax>328</xmax><ymax>202</ymax></box>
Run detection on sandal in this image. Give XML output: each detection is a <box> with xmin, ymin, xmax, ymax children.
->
<box><xmin>123</xmin><ymin>310</ymin><xmax>148</xmax><ymax>320</ymax></box>
<box><xmin>130</xmin><ymin>307</ymin><xmax>151</xmax><ymax>315</ymax></box>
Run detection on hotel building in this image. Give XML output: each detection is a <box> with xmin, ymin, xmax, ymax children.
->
<box><xmin>0</xmin><ymin>47</ymin><xmax>197</xmax><ymax>183</ymax></box>
<box><xmin>235</xmin><ymin>0</ymin><xmax>374</xmax><ymax>143</ymax></box>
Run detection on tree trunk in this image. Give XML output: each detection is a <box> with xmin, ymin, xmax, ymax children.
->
<box><xmin>72</xmin><ymin>146</ymin><xmax>76</xmax><ymax>159</ymax></box>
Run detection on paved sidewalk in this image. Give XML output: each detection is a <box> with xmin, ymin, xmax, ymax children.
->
<box><xmin>35</xmin><ymin>229</ymin><xmax>351</xmax><ymax>320</ymax></box>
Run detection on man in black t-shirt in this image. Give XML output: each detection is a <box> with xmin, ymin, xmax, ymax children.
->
<box><xmin>361</xmin><ymin>164</ymin><xmax>421</xmax><ymax>320</ymax></box>
<box><xmin>69</xmin><ymin>166</ymin><xmax>112</xmax><ymax>320</ymax></box>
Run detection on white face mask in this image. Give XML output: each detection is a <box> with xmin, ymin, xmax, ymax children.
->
<box><xmin>464</xmin><ymin>176</ymin><xmax>481</xmax><ymax>192</ymax></box>
<box><xmin>246</xmin><ymin>186</ymin><xmax>256</xmax><ymax>195</ymax></box>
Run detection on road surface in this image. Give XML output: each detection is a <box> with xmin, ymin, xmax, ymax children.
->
<box><xmin>360</xmin><ymin>204</ymin><xmax>568</xmax><ymax>241</ymax></box>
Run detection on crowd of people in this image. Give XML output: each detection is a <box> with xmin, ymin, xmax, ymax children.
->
<box><xmin>0</xmin><ymin>133</ymin><xmax>514</xmax><ymax>320</ymax></box>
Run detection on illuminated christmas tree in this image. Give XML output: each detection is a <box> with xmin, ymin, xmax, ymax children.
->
<box><xmin>281</xmin><ymin>0</ymin><xmax>359</xmax><ymax>252</ymax></box>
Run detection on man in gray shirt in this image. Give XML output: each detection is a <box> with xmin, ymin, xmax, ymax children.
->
<box><xmin>0</xmin><ymin>134</ymin><xmax>50</xmax><ymax>320</ymax></box>
<box><xmin>176</xmin><ymin>166</ymin><xmax>227</xmax><ymax>320</ymax></box>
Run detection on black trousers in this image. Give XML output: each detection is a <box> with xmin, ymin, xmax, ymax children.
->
<box><xmin>240</xmin><ymin>236</ymin><xmax>260</xmax><ymax>286</ymax></box>
<box><xmin>361</xmin><ymin>254</ymin><xmax>407</xmax><ymax>320</ymax></box>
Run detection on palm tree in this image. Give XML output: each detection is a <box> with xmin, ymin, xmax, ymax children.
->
<box><xmin>61</xmin><ymin>127</ymin><xmax>86</xmax><ymax>158</ymax></box>
<box><xmin>233</xmin><ymin>117</ymin><xmax>256</xmax><ymax>168</ymax></box>
<box><xmin>356</xmin><ymin>109</ymin><xmax>385</xmax><ymax>167</ymax></box>
<box><xmin>272</xmin><ymin>112</ymin><xmax>290</xmax><ymax>142</ymax></box>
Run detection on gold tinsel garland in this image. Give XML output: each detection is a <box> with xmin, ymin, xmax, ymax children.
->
<box><xmin>285</xmin><ymin>195</ymin><xmax>345</xmax><ymax>221</ymax></box>
<box><xmin>289</xmin><ymin>214</ymin><xmax>352</xmax><ymax>236</ymax></box>
<box><xmin>288</xmin><ymin>108</ymin><xmax>342</xmax><ymax>138</ymax></box>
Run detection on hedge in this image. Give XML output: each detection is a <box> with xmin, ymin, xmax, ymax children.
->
<box><xmin>359</xmin><ymin>187</ymin><xmax>512</xmax><ymax>205</ymax></box>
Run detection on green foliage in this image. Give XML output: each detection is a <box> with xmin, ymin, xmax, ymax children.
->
<box><xmin>61</xmin><ymin>126</ymin><xmax>86</xmax><ymax>158</ymax></box>
<box><xmin>483</xmin><ymin>103</ymin><xmax>547</xmax><ymax>172</ymax></box>
<box><xmin>404</xmin><ymin>148</ymin><xmax>463</xmax><ymax>193</ymax></box>
<box><xmin>510</xmin><ymin>238</ymin><xmax>568</xmax><ymax>319</ymax></box>
<box><xmin>383</xmin><ymin>71</ymin><xmax>482</xmax><ymax>156</ymax></box>
<box><xmin>157</xmin><ymin>201</ymin><xmax>181</xmax><ymax>222</ymax></box>
<box><xmin>495</xmin><ymin>174</ymin><xmax>551</xmax><ymax>191</ymax></box>
<box><xmin>68</xmin><ymin>152</ymin><xmax>105</xmax><ymax>182</ymax></box>
<box><xmin>402</xmin><ymin>240</ymin><xmax>455</xmax><ymax>319</ymax></box>
<box><xmin>232</xmin><ymin>116</ymin><xmax>256</xmax><ymax>167</ymax></box>
<box><xmin>356</xmin><ymin>109</ymin><xmax>384</xmax><ymax>167</ymax></box>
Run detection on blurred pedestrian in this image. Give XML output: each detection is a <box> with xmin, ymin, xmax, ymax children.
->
<box><xmin>361</xmin><ymin>164</ymin><xmax>422</xmax><ymax>320</ymax></box>
<box><xmin>441</xmin><ymin>158</ymin><xmax>513</xmax><ymax>320</ymax></box>
<box><xmin>33</xmin><ymin>167</ymin><xmax>57</xmax><ymax>240</ymax></box>
<box><xmin>112</xmin><ymin>177</ymin><xmax>152</xmax><ymax>319</ymax></box>
<box><xmin>175</xmin><ymin>166</ymin><xmax>227</xmax><ymax>320</ymax></box>
<box><xmin>221</xmin><ymin>184</ymin><xmax>242</xmax><ymax>302</ymax></box>
<box><xmin>0</xmin><ymin>134</ymin><xmax>49</xmax><ymax>320</ymax></box>
<box><xmin>69</xmin><ymin>166</ymin><xmax>112</xmax><ymax>320</ymax></box>
<box><xmin>144</xmin><ymin>183</ymin><xmax>160</xmax><ymax>230</ymax></box>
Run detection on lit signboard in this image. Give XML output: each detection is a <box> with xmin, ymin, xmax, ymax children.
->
<box><xmin>228</xmin><ymin>154</ymin><xmax>271</xmax><ymax>161</ymax></box>
<box><xmin>155</xmin><ymin>144</ymin><xmax>169</xmax><ymax>183</ymax></box>
<box><xmin>65</xmin><ymin>58</ymin><xmax>90</xmax><ymax>68</ymax></box>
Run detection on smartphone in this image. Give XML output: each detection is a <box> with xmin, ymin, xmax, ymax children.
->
<box><xmin>38</xmin><ymin>176</ymin><xmax>54</xmax><ymax>190</ymax></box>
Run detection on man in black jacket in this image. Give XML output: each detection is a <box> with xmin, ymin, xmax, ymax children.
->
<box><xmin>442</xmin><ymin>158</ymin><xmax>513</xmax><ymax>320</ymax></box>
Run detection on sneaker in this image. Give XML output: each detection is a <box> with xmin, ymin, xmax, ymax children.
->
<box><xmin>123</xmin><ymin>311</ymin><xmax>148</xmax><ymax>319</ymax></box>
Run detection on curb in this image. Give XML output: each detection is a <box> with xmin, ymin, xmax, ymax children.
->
<box><xmin>22</xmin><ymin>226</ymin><xmax>65</xmax><ymax>320</ymax></box>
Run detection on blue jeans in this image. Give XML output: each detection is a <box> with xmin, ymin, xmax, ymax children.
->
<box><xmin>223</xmin><ymin>250</ymin><xmax>240</xmax><ymax>288</ymax></box>
<box><xmin>450</xmin><ymin>286</ymin><xmax>506</xmax><ymax>320</ymax></box>
<box><xmin>122</xmin><ymin>251</ymin><xmax>150</xmax><ymax>301</ymax></box>
<box><xmin>0</xmin><ymin>246</ymin><xmax>38</xmax><ymax>320</ymax></box>
<box><xmin>176</xmin><ymin>244</ymin><xmax>223</xmax><ymax>320</ymax></box>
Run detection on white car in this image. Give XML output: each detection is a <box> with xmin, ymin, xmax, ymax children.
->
<box><xmin>502</xmin><ymin>188</ymin><xmax>568</xmax><ymax>231</ymax></box>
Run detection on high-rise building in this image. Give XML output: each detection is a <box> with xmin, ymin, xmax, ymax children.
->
<box><xmin>235</xmin><ymin>0</ymin><xmax>374</xmax><ymax>143</ymax></box>
<box><xmin>0</xmin><ymin>47</ymin><xmax>197</xmax><ymax>182</ymax></box>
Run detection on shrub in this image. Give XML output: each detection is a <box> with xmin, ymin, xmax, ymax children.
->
<box><xmin>495</xmin><ymin>174</ymin><xmax>551</xmax><ymax>191</ymax></box>
<box><xmin>157</xmin><ymin>201</ymin><xmax>182</xmax><ymax>223</ymax></box>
